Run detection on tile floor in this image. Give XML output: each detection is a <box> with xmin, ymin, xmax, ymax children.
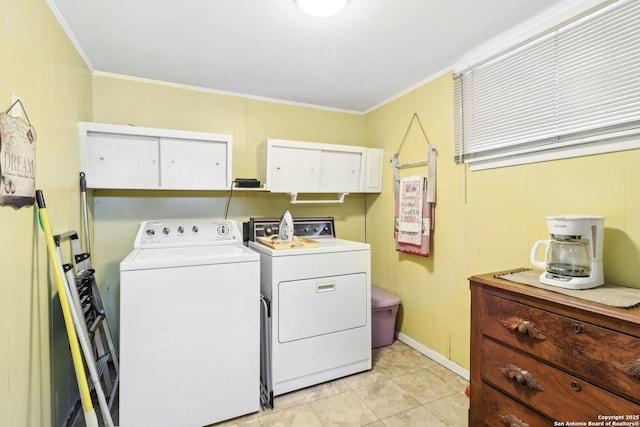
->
<box><xmin>212</xmin><ymin>340</ymin><xmax>470</xmax><ymax>427</ymax></box>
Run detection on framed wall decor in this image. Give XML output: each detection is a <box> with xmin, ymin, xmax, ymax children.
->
<box><xmin>0</xmin><ymin>99</ymin><xmax>36</xmax><ymax>208</ymax></box>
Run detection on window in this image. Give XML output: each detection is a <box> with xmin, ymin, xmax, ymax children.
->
<box><xmin>454</xmin><ymin>0</ymin><xmax>640</xmax><ymax>170</ymax></box>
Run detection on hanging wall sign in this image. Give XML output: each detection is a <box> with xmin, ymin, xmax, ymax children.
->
<box><xmin>0</xmin><ymin>100</ymin><xmax>36</xmax><ymax>208</ymax></box>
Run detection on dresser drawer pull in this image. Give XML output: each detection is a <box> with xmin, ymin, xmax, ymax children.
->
<box><xmin>500</xmin><ymin>317</ymin><xmax>546</xmax><ymax>340</ymax></box>
<box><xmin>498</xmin><ymin>364</ymin><xmax>544</xmax><ymax>390</ymax></box>
<box><xmin>499</xmin><ymin>413</ymin><xmax>530</xmax><ymax>427</ymax></box>
<box><xmin>571</xmin><ymin>324</ymin><xmax>583</xmax><ymax>334</ymax></box>
<box><xmin>613</xmin><ymin>358</ymin><xmax>640</xmax><ymax>380</ymax></box>
<box><xmin>570</xmin><ymin>380</ymin><xmax>581</xmax><ymax>391</ymax></box>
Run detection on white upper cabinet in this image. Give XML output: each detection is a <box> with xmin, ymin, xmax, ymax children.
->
<box><xmin>79</xmin><ymin>122</ymin><xmax>232</xmax><ymax>190</ymax></box>
<box><xmin>258</xmin><ymin>139</ymin><xmax>383</xmax><ymax>199</ymax></box>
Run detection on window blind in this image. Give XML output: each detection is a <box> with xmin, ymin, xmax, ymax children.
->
<box><xmin>454</xmin><ymin>0</ymin><xmax>640</xmax><ymax>169</ymax></box>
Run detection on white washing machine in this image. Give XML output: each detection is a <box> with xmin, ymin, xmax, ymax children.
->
<box><xmin>247</xmin><ymin>217</ymin><xmax>371</xmax><ymax>408</ymax></box>
<box><xmin>119</xmin><ymin>219</ymin><xmax>260</xmax><ymax>427</ymax></box>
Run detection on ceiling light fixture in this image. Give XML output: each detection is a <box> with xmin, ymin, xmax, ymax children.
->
<box><xmin>294</xmin><ymin>0</ymin><xmax>349</xmax><ymax>18</ymax></box>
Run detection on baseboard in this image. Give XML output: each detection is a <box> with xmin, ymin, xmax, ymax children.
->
<box><xmin>396</xmin><ymin>332</ymin><xmax>470</xmax><ymax>381</ymax></box>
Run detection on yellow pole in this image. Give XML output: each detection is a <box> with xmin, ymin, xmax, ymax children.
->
<box><xmin>36</xmin><ymin>190</ymin><xmax>98</xmax><ymax>427</ymax></box>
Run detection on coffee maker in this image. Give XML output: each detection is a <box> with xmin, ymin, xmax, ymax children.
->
<box><xmin>530</xmin><ymin>215</ymin><xmax>605</xmax><ymax>290</ymax></box>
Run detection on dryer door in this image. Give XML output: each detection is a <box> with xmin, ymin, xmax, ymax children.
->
<box><xmin>278</xmin><ymin>273</ymin><xmax>367</xmax><ymax>343</ymax></box>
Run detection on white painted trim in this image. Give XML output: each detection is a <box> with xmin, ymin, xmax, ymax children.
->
<box><xmin>47</xmin><ymin>0</ymin><xmax>612</xmax><ymax>115</ymax></box>
<box><xmin>92</xmin><ymin>71</ymin><xmax>364</xmax><ymax>116</ymax></box>
<box><xmin>395</xmin><ymin>332</ymin><xmax>470</xmax><ymax>381</ymax></box>
<box><xmin>363</xmin><ymin>66</ymin><xmax>454</xmax><ymax>114</ymax></box>
<box><xmin>45</xmin><ymin>0</ymin><xmax>95</xmax><ymax>72</ymax></box>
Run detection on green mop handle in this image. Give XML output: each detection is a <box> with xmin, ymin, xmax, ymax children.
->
<box><xmin>36</xmin><ymin>190</ymin><xmax>98</xmax><ymax>427</ymax></box>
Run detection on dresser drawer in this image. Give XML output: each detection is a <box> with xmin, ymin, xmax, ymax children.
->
<box><xmin>482</xmin><ymin>338</ymin><xmax>640</xmax><ymax>421</ymax></box>
<box><xmin>481</xmin><ymin>384</ymin><xmax>551</xmax><ymax>427</ymax></box>
<box><xmin>482</xmin><ymin>293</ymin><xmax>640</xmax><ymax>404</ymax></box>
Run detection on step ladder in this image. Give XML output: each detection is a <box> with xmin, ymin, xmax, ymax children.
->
<box><xmin>55</xmin><ymin>230</ymin><xmax>119</xmax><ymax>427</ymax></box>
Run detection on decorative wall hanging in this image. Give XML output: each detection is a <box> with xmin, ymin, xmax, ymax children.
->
<box><xmin>392</xmin><ymin>113</ymin><xmax>436</xmax><ymax>257</ymax></box>
<box><xmin>0</xmin><ymin>99</ymin><xmax>36</xmax><ymax>207</ymax></box>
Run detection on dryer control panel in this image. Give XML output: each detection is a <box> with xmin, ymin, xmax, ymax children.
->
<box><xmin>134</xmin><ymin>219</ymin><xmax>241</xmax><ymax>249</ymax></box>
<box><xmin>246</xmin><ymin>217</ymin><xmax>335</xmax><ymax>241</ymax></box>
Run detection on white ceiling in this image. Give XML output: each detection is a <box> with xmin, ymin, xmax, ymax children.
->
<box><xmin>48</xmin><ymin>0</ymin><xmax>572</xmax><ymax>113</ymax></box>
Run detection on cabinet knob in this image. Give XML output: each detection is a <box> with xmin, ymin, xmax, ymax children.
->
<box><xmin>499</xmin><ymin>413</ymin><xmax>530</xmax><ymax>427</ymax></box>
<box><xmin>500</xmin><ymin>317</ymin><xmax>546</xmax><ymax>340</ymax></box>
<box><xmin>571</xmin><ymin>323</ymin><xmax>583</xmax><ymax>334</ymax></box>
<box><xmin>498</xmin><ymin>364</ymin><xmax>544</xmax><ymax>390</ymax></box>
<box><xmin>570</xmin><ymin>380</ymin><xmax>581</xmax><ymax>391</ymax></box>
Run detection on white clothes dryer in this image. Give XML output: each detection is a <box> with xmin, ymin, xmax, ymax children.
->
<box><xmin>119</xmin><ymin>219</ymin><xmax>259</xmax><ymax>427</ymax></box>
<box><xmin>247</xmin><ymin>217</ymin><xmax>371</xmax><ymax>408</ymax></box>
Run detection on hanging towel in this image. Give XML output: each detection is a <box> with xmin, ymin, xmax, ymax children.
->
<box><xmin>394</xmin><ymin>176</ymin><xmax>434</xmax><ymax>257</ymax></box>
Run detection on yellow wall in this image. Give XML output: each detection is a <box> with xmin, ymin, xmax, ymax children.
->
<box><xmin>4</xmin><ymin>1</ymin><xmax>640</xmax><ymax>425</ymax></box>
<box><xmin>364</xmin><ymin>72</ymin><xmax>640</xmax><ymax>371</ymax></box>
<box><xmin>364</xmin><ymin>74</ymin><xmax>472</xmax><ymax>368</ymax></box>
<box><xmin>0</xmin><ymin>0</ymin><xmax>93</xmax><ymax>425</ymax></box>
<box><xmin>89</xmin><ymin>74</ymin><xmax>367</xmax><ymax>346</ymax></box>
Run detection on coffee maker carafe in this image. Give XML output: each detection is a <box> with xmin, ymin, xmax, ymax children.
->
<box><xmin>530</xmin><ymin>216</ymin><xmax>605</xmax><ymax>290</ymax></box>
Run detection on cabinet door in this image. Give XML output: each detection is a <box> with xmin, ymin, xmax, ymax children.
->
<box><xmin>269</xmin><ymin>146</ymin><xmax>321</xmax><ymax>191</ymax></box>
<box><xmin>319</xmin><ymin>149</ymin><xmax>363</xmax><ymax>192</ymax></box>
<box><xmin>86</xmin><ymin>132</ymin><xmax>159</xmax><ymax>188</ymax></box>
<box><xmin>160</xmin><ymin>138</ymin><xmax>229</xmax><ymax>189</ymax></box>
<box><xmin>364</xmin><ymin>148</ymin><xmax>384</xmax><ymax>193</ymax></box>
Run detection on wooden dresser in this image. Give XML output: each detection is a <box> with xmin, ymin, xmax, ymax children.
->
<box><xmin>469</xmin><ymin>271</ymin><xmax>640</xmax><ymax>427</ymax></box>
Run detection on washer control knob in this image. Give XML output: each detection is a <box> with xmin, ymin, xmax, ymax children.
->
<box><xmin>304</xmin><ymin>226</ymin><xmax>310</xmax><ymax>233</ymax></box>
<box><xmin>177</xmin><ymin>226</ymin><xmax>184</xmax><ymax>234</ymax></box>
<box><xmin>314</xmin><ymin>227</ymin><xmax>319</xmax><ymax>232</ymax></box>
<box><xmin>162</xmin><ymin>227</ymin><xmax>170</xmax><ymax>235</ymax></box>
<box><xmin>218</xmin><ymin>224</ymin><xmax>229</xmax><ymax>235</ymax></box>
<box><xmin>192</xmin><ymin>226</ymin><xmax>199</xmax><ymax>233</ymax></box>
<box><xmin>265</xmin><ymin>226</ymin><xmax>273</xmax><ymax>235</ymax></box>
<box><xmin>145</xmin><ymin>229</ymin><xmax>155</xmax><ymax>236</ymax></box>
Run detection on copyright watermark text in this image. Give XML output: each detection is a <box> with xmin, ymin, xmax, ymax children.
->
<box><xmin>554</xmin><ymin>415</ymin><xmax>640</xmax><ymax>426</ymax></box>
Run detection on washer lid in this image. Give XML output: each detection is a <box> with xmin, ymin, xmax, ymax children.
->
<box><xmin>120</xmin><ymin>244</ymin><xmax>259</xmax><ymax>271</ymax></box>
